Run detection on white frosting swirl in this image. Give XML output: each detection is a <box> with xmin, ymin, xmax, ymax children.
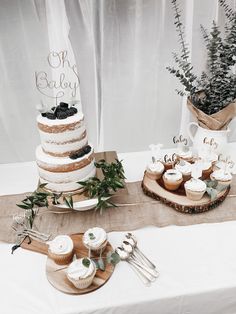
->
<box><xmin>185</xmin><ymin>178</ymin><xmax>206</xmax><ymax>192</ymax></box>
<box><xmin>211</xmin><ymin>169</ymin><xmax>232</xmax><ymax>181</ymax></box>
<box><xmin>175</xmin><ymin>161</ymin><xmax>192</xmax><ymax>175</ymax></box>
<box><xmin>177</xmin><ymin>149</ymin><xmax>193</xmax><ymax>159</ymax></box>
<box><xmin>147</xmin><ymin>161</ymin><xmax>164</xmax><ymax>173</ymax></box>
<box><xmin>163</xmin><ymin>169</ymin><xmax>182</xmax><ymax>182</ymax></box>
<box><xmin>198</xmin><ymin>160</ymin><xmax>212</xmax><ymax>171</ymax></box>
<box><xmin>199</xmin><ymin>151</ymin><xmax>218</xmax><ymax>163</ymax></box>
<box><xmin>83</xmin><ymin>227</ymin><xmax>107</xmax><ymax>249</ymax></box>
<box><xmin>67</xmin><ymin>258</ymin><xmax>95</xmax><ymax>280</ymax></box>
<box><xmin>48</xmin><ymin>235</ymin><xmax>73</xmax><ymax>255</ymax></box>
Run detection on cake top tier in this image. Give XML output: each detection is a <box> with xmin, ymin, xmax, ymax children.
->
<box><xmin>37</xmin><ymin>102</ymin><xmax>82</xmax><ymax>122</ymax></box>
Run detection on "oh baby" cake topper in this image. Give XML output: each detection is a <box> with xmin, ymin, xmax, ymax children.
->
<box><xmin>35</xmin><ymin>50</ymin><xmax>80</xmax><ymax>102</ymax></box>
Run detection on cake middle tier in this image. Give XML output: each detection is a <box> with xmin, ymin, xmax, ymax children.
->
<box><xmin>36</xmin><ymin>144</ymin><xmax>96</xmax><ymax>192</ymax></box>
<box><xmin>37</xmin><ymin>112</ymin><xmax>88</xmax><ymax>157</ymax></box>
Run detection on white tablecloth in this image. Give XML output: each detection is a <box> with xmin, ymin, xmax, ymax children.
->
<box><xmin>1</xmin><ymin>148</ymin><xmax>236</xmax><ymax>314</ymax></box>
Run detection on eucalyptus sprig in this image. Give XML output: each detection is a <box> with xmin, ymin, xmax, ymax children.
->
<box><xmin>167</xmin><ymin>0</ymin><xmax>236</xmax><ymax>115</ymax></box>
<box><xmin>78</xmin><ymin>159</ymin><xmax>125</xmax><ymax>214</ymax></box>
<box><xmin>204</xmin><ymin>179</ymin><xmax>227</xmax><ymax>201</ymax></box>
<box><xmin>16</xmin><ymin>183</ymin><xmax>62</xmax><ymax>228</ymax></box>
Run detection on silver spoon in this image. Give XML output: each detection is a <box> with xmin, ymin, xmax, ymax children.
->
<box><xmin>115</xmin><ymin>247</ymin><xmax>151</xmax><ymax>286</ymax></box>
<box><xmin>122</xmin><ymin>242</ymin><xmax>158</xmax><ymax>279</ymax></box>
<box><xmin>126</xmin><ymin>233</ymin><xmax>156</xmax><ymax>270</ymax></box>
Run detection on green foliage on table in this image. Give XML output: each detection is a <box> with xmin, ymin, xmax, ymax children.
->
<box><xmin>78</xmin><ymin>159</ymin><xmax>126</xmax><ymax>214</ymax></box>
<box><xmin>167</xmin><ymin>0</ymin><xmax>236</xmax><ymax>115</ymax></box>
<box><xmin>16</xmin><ymin>183</ymin><xmax>62</xmax><ymax>228</ymax></box>
<box><xmin>204</xmin><ymin>179</ymin><xmax>227</xmax><ymax>201</ymax></box>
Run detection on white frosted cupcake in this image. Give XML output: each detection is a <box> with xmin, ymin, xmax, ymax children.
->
<box><xmin>210</xmin><ymin>169</ymin><xmax>232</xmax><ymax>186</ymax></box>
<box><xmin>146</xmin><ymin>161</ymin><xmax>164</xmax><ymax>180</ymax></box>
<box><xmin>199</xmin><ymin>151</ymin><xmax>218</xmax><ymax>165</ymax></box>
<box><xmin>67</xmin><ymin>258</ymin><xmax>96</xmax><ymax>289</ymax></box>
<box><xmin>83</xmin><ymin>227</ymin><xmax>108</xmax><ymax>253</ymax></box>
<box><xmin>163</xmin><ymin>169</ymin><xmax>183</xmax><ymax>191</ymax></box>
<box><xmin>184</xmin><ymin>178</ymin><xmax>206</xmax><ymax>201</ymax></box>
<box><xmin>47</xmin><ymin>235</ymin><xmax>74</xmax><ymax>265</ymax></box>
<box><xmin>176</xmin><ymin>149</ymin><xmax>193</xmax><ymax>163</ymax></box>
<box><xmin>175</xmin><ymin>160</ymin><xmax>192</xmax><ymax>181</ymax></box>
<box><xmin>195</xmin><ymin>159</ymin><xmax>212</xmax><ymax>179</ymax></box>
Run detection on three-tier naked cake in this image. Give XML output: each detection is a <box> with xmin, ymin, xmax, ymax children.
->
<box><xmin>36</xmin><ymin>102</ymin><xmax>96</xmax><ymax>193</ymax></box>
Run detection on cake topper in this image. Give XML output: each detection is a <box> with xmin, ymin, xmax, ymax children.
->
<box><xmin>173</xmin><ymin>134</ymin><xmax>188</xmax><ymax>146</ymax></box>
<box><xmin>35</xmin><ymin>50</ymin><xmax>80</xmax><ymax>106</ymax></box>
<box><xmin>149</xmin><ymin>144</ymin><xmax>163</xmax><ymax>162</ymax></box>
<box><xmin>218</xmin><ymin>154</ymin><xmax>235</xmax><ymax>172</ymax></box>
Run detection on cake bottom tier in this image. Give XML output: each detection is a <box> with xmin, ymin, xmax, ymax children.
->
<box><xmin>36</xmin><ymin>144</ymin><xmax>96</xmax><ymax>193</ymax></box>
<box><xmin>39</xmin><ymin>166</ymin><xmax>96</xmax><ymax>192</ymax></box>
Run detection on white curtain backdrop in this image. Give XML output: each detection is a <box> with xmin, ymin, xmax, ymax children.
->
<box><xmin>0</xmin><ymin>0</ymin><xmax>235</xmax><ymax>163</ymax></box>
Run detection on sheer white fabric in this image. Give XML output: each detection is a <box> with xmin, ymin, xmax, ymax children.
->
<box><xmin>0</xmin><ymin>0</ymin><xmax>235</xmax><ymax>163</ymax></box>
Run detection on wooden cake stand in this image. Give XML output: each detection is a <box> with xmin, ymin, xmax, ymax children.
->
<box><xmin>142</xmin><ymin>172</ymin><xmax>230</xmax><ymax>214</ymax></box>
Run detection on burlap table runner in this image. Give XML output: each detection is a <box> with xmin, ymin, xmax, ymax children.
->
<box><xmin>1</xmin><ymin>180</ymin><xmax>236</xmax><ymax>243</ymax></box>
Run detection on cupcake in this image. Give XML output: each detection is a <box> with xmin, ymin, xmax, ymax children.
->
<box><xmin>197</xmin><ymin>160</ymin><xmax>212</xmax><ymax>179</ymax></box>
<box><xmin>146</xmin><ymin>161</ymin><xmax>164</xmax><ymax>180</ymax></box>
<box><xmin>83</xmin><ymin>227</ymin><xmax>108</xmax><ymax>254</ymax></box>
<box><xmin>47</xmin><ymin>235</ymin><xmax>74</xmax><ymax>265</ymax></box>
<box><xmin>184</xmin><ymin>178</ymin><xmax>207</xmax><ymax>201</ymax></box>
<box><xmin>163</xmin><ymin>169</ymin><xmax>183</xmax><ymax>191</ymax></box>
<box><xmin>66</xmin><ymin>257</ymin><xmax>96</xmax><ymax>289</ymax></box>
<box><xmin>210</xmin><ymin>169</ymin><xmax>232</xmax><ymax>186</ymax></box>
<box><xmin>175</xmin><ymin>160</ymin><xmax>192</xmax><ymax>181</ymax></box>
<box><xmin>176</xmin><ymin>148</ymin><xmax>193</xmax><ymax>163</ymax></box>
<box><xmin>199</xmin><ymin>151</ymin><xmax>218</xmax><ymax>165</ymax></box>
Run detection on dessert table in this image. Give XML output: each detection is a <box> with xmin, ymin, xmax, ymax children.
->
<box><xmin>1</xmin><ymin>145</ymin><xmax>236</xmax><ymax>314</ymax></box>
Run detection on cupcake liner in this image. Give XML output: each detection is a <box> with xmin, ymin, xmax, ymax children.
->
<box><xmin>146</xmin><ymin>170</ymin><xmax>162</xmax><ymax>180</ymax></box>
<box><xmin>67</xmin><ymin>265</ymin><xmax>96</xmax><ymax>289</ymax></box>
<box><xmin>48</xmin><ymin>249</ymin><xmax>74</xmax><ymax>265</ymax></box>
<box><xmin>163</xmin><ymin>177</ymin><xmax>183</xmax><ymax>191</ymax></box>
<box><xmin>185</xmin><ymin>188</ymin><xmax>206</xmax><ymax>201</ymax></box>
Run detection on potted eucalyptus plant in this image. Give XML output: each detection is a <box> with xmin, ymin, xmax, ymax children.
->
<box><xmin>167</xmin><ymin>0</ymin><xmax>236</xmax><ymax>151</ymax></box>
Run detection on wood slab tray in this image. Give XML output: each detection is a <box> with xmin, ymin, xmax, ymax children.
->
<box><xmin>142</xmin><ymin>172</ymin><xmax>230</xmax><ymax>214</ymax></box>
<box><xmin>21</xmin><ymin>234</ymin><xmax>115</xmax><ymax>295</ymax></box>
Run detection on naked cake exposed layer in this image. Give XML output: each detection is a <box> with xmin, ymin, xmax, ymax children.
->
<box><xmin>37</xmin><ymin>112</ymin><xmax>88</xmax><ymax>157</ymax></box>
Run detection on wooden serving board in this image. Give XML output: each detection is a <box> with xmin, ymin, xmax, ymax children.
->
<box><xmin>21</xmin><ymin>234</ymin><xmax>115</xmax><ymax>295</ymax></box>
<box><xmin>142</xmin><ymin>172</ymin><xmax>230</xmax><ymax>214</ymax></box>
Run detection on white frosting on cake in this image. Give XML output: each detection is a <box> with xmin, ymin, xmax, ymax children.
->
<box><xmin>211</xmin><ymin>169</ymin><xmax>232</xmax><ymax>181</ymax></box>
<box><xmin>48</xmin><ymin>235</ymin><xmax>73</xmax><ymax>255</ymax></box>
<box><xmin>67</xmin><ymin>258</ymin><xmax>95</xmax><ymax>280</ymax></box>
<box><xmin>184</xmin><ymin>178</ymin><xmax>206</xmax><ymax>192</ymax></box>
<box><xmin>36</xmin><ymin>144</ymin><xmax>93</xmax><ymax>166</ymax></box>
<box><xmin>38</xmin><ymin>124</ymin><xmax>86</xmax><ymax>144</ymax></box>
<box><xmin>175</xmin><ymin>161</ymin><xmax>192</xmax><ymax>175</ymax></box>
<box><xmin>147</xmin><ymin>161</ymin><xmax>164</xmax><ymax>173</ymax></box>
<box><xmin>41</xmin><ymin>136</ymin><xmax>88</xmax><ymax>155</ymax></box>
<box><xmin>37</xmin><ymin>111</ymin><xmax>84</xmax><ymax>126</ymax></box>
<box><xmin>39</xmin><ymin>166</ymin><xmax>96</xmax><ymax>192</ymax></box>
<box><xmin>83</xmin><ymin>227</ymin><xmax>107</xmax><ymax>249</ymax></box>
<box><xmin>38</xmin><ymin>160</ymin><xmax>95</xmax><ymax>183</ymax></box>
<box><xmin>163</xmin><ymin>169</ymin><xmax>182</xmax><ymax>181</ymax></box>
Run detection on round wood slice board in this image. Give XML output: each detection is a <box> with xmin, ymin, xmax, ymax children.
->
<box><xmin>46</xmin><ymin>234</ymin><xmax>115</xmax><ymax>295</ymax></box>
<box><xmin>142</xmin><ymin>172</ymin><xmax>230</xmax><ymax>214</ymax></box>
